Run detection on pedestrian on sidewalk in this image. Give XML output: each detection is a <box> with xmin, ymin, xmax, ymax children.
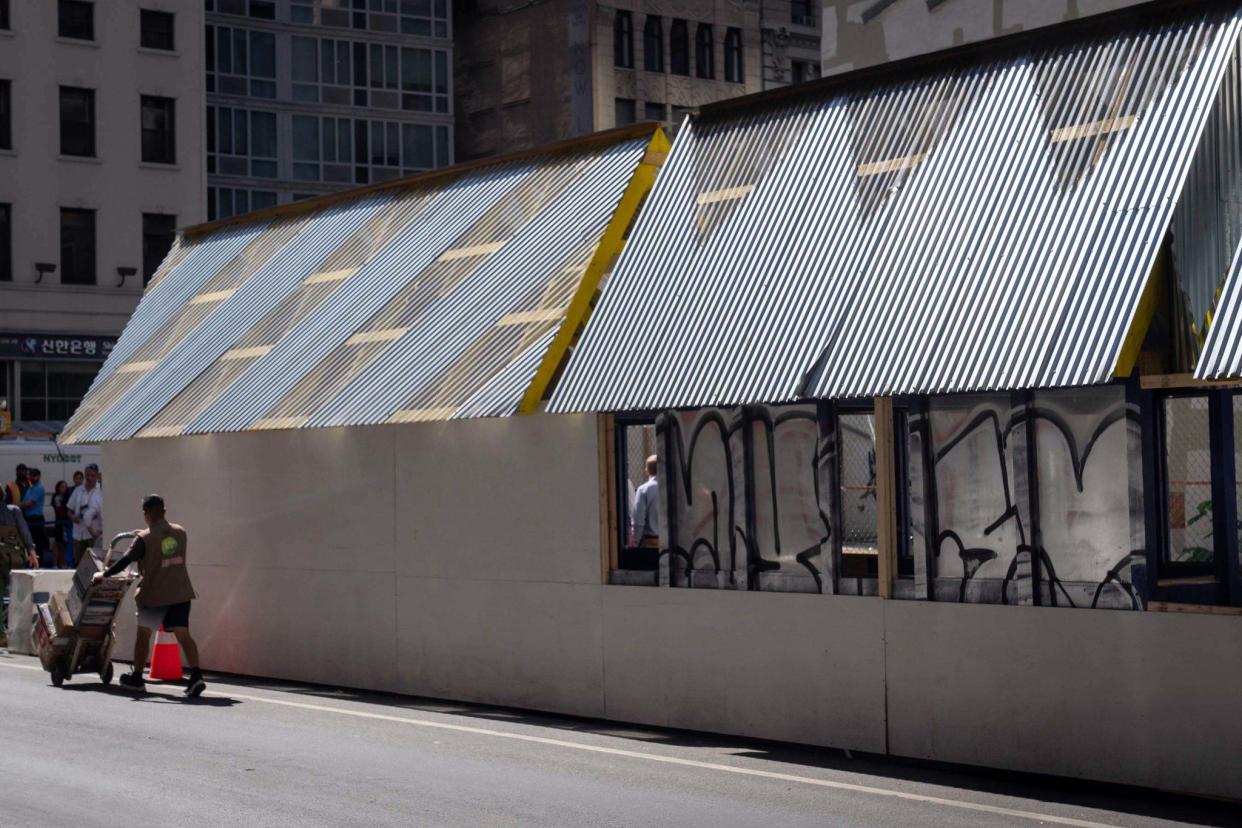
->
<box><xmin>96</xmin><ymin>494</ymin><xmax>205</xmax><ymax>697</ymax></box>
<box><xmin>0</xmin><ymin>500</ymin><xmax>39</xmax><ymax>648</ymax></box>
<box><xmin>68</xmin><ymin>463</ymin><xmax>103</xmax><ymax>562</ymax></box>
<box><xmin>51</xmin><ymin>480</ymin><xmax>72</xmax><ymax>568</ymax></box>
<box><xmin>21</xmin><ymin>468</ymin><xmax>49</xmax><ymax>567</ymax></box>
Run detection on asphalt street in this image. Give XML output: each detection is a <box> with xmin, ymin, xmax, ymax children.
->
<box><xmin>0</xmin><ymin>652</ymin><xmax>1237</xmax><ymax>828</ymax></box>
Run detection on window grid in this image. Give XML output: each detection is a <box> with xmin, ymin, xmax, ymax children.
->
<box><xmin>614</xmin><ymin>10</ymin><xmax>633</xmax><ymax>69</ymax></box>
<box><xmin>207</xmin><ymin>186</ymin><xmax>277</xmax><ymax>221</ymax></box>
<box><xmin>696</xmin><ymin>23</ymin><xmax>714</xmax><ymax>80</ymax></box>
<box><xmin>643</xmin><ymin>16</ymin><xmax>663</xmax><ymax>73</ymax></box>
<box><xmin>669</xmin><ymin>19</ymin><xmax>688</xmax><ymax>76</ymax></box>
<box><xmin>291</xmin><ymin>35</ymin><xmax>449</xmax><ymax>114</ymax></box>
<box><xmin>207</xmin><ymin>105</ymin><xmax>278</xmax><ymax>178</ymax></box>
<box><xmin>724</xmin><ymin>27</ymin><xmax>744</xmax><ymax>83</ymax></box>
<box><xmin>206</xmin><ymin>25</ymin><xmax>277</xmax><ymax>98</ymax></box>
<box><xmin>293</xmin><ymin>114</ymin><xmax>449</xmax><ymax>184</ymax></box>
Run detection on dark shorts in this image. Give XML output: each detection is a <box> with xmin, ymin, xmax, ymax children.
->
<box><xmin>136</xmin><ymin>600</ymin><xmax>191</xmax><ymax>630</ymax></box>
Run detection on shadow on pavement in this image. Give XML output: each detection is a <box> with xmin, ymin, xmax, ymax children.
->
<box><xmin>58</xmin><ymin>681</ymin><xmax>242</xmax><ymax>707</ymax></box>
<box><xmin>210</xmin><ymin>672</ymin><xmax>1240</xmax><ymax>828</ymax></box>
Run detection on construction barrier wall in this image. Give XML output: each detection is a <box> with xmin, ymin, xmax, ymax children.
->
<box><xmin>102</xmin><ymin>415</ymin><xmax>1242</xmax><ymax>800</ymax></box>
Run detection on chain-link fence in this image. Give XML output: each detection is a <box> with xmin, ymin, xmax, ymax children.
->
<box><xmin>839</xmin><ymin>413</ymin><xmax>878</xmax><ymax>554</ymax></box>
<box><xmin>1163</xmin><ymin>396</ymin><xmax>1215</xmax><ymax>564</ymax></box>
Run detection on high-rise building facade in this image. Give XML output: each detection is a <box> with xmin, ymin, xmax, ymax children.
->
<box><xmin>760</xmin><ymin>0</ymin><xmax>821</xmax><ymax>89</ymax></box>
<box><xmin>0</xmin><ymin>0</ymin><xmax>205</xmax><ymax>425</ymax></box>
<box><xmin>204</xmin><ymin>0</ymin><xmax>454</xmax><ymax>220</ymax></box>
<box><xmin>454</xmin><ymin>0</ymin><xmax>780</xmax><ymax>161</ymax></box>
<box><xmin>821</xmin><ymin>0</ymin><xmax>1151</xmax><ymax>75</ymax></box>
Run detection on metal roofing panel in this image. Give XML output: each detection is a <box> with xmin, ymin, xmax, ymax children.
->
<box><xmin>550</xmin><ymin>8</ymin><xmax>1242</xmax><ymax>413</ymax></box>
<box><xmin>308</xmin><ymin>138</ymin><xmax>646</xmax><ymax>427</ymax></box>
<box><xmin>77</xmin><ymin>196</ymin><xmax>391</xmax><ymax>442</ymax></box>
<box><xmin>1195</xmin><ymin>234</ymin><xmax>1242</xmax><ymax>378</ymax></box>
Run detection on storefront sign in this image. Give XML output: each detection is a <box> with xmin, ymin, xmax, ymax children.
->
<box><xmin>0</xmin><ymin>333</ymin><xmax>116</xmax><ymax>361</ymax></box>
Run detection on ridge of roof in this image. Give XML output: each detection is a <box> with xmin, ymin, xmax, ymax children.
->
<box><xmin>182</xmin><ymin>121</ymin><xmax>662</xmax><ymax>240</ymax></box>
<box><xmin>696</xmin><ymin>0</ymin><xmax>1235</xmax><ymax>121</ymax></box>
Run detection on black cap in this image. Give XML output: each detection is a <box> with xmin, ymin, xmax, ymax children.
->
<box><xmin>142</xmin><ymin>494</ymin><xmax>165</xmax><ymax>512</ymax></box>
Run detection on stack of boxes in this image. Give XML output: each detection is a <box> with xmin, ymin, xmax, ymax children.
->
<box><xmin>31</xmin><ymin>550</ymin><xmax>133</xmax><ymax>672</ymax></box>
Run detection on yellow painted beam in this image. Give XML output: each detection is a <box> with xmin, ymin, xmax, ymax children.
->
<box><xmin>1113</xmin><ymin>248</ymin><xmax>1164</xmax><ymax>378</ymax></box>
<box><xmin>346</xmin><ymin>327</ymin><xmax>407</xmax><ymax>345</ymax></box>
<box><xmin>304</xmin><ymin>268</ymin><xmax>356</xmax><ymax>284</ymax></box>
<box><xmin>857</xmin><ymin>153</ymin><xmax>926</xmax><ymax>177</ymax></box>
<box><xmin>498</xmin><ymin>307</ymin><xmax>567</xmax><ymax>326</ymax></box>
<box><xmin>517</xmin><ymin>127</ymin><xmax>671</xmax><ymax>415</ymax></box>
<box><xmin>189</xmin><ymin>288</ymin><xmax>236</xmax><ymax>305</ymax></box>
<box><xmin>695</xmin><ymin>184</ymin><xmax>754</xmax><ymax>206</ymax></box>
<box><xmin>437</xmin><ymin>240</ymin><xmax>506</xmax><ymax>262</ymax></box>
<box><xmin>1050</xmin><ymin>114</ymin><xmax>1136</xmax><ymax>143</ymax></box>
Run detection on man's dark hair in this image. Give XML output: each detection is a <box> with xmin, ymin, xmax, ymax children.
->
<box><xmin>142</xmin><ymin>494</ymin><xmax>166</xmax><ymax>513</ymax></box>
<box><xmin>15</xmin><ymin>464</ymin><xmax>26</xmax><ymax>472</ymax></box>
<box><xmin>29</xmin><ymin>468</ymin><xmax>40</xmax><ymax>477</ymax></box>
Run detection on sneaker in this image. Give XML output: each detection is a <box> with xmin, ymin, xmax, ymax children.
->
<box><xmin>118</xmin><ymin>672</ymin><xmax>146</xmax><ymax>691</ymax></box>
<box><xmin>184</xmin><ymin>671</ymin><xmax>206</xmax><ymax>698</ymax></box>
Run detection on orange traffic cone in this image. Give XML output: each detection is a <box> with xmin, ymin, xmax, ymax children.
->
<box><xmin>148</xmin><ymin>625</ymin><xmax>182</xmax><ymax>681</ymax></box>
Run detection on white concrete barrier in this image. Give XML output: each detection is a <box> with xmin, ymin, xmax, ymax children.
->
<box><xmin>5</xmin><ymin>570</ymin><xmax>75</xmax><ymax>654</ymax></box>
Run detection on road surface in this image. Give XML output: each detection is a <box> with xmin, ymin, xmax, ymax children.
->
<box><xmin>0</xmin><ymin>652</ymin><xmax>1236</xmax><ymax>827</ymax></box>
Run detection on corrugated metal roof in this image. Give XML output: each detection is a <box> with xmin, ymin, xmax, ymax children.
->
<box><xmin>61</xmin><ymin>127</ymin><xmax>659</xmax><ymax>443</ymax></box>
<box><xmin>550</xmin><ymin>7</ymin><xmax>1242</xmax><ymax>413</ymax></box>
<box><xmin>1194</xmin><ymin>234</ymin><xmax>1242</xmax><ymax>378</ymax></box>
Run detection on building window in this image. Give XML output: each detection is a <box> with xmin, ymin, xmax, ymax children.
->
<box><xmin>18</xmin><ymin>361</ymin><xmax>98</xmax><ymax>421</ymax></box>
<box><xmin>669</xmin><ymin>19</ymin><xmax>688</xmax><ymax>75</ymax></box>
<box><xmin>614</xmin><ymin>417</ymin><xmax>660</xmax><ymax>572</ymax></box>
<box><xmin>0</xmin><ymin>203</ymin><xmax>9</xmax><ymax>283</ymax></box>
<box><xmin>671</xmin><ymin>104</ymin><xmax>692</xmax><ymax>123</ymax></box>
<box><xmin>695</xmin><ymin>24</ymin><xmax>714</xmax><ymax>79</ymax></box>
<box><xmin>399</xmin><ymin>47</ymin><xmax>450</xmax><ymax>114</ymax></box>
<box><xmin>59</xmin><ymin>208</ymin><xmax>95</xmax><ymax>286</ymax></box>
<box><xmin>141</xmin><ymin>213</ymin><xmax>176</xmax><ymax>285</ymax></box>
<box><xmin>59</xmin><ymin>86</ymin><xmax>95</xmax><ymax>157</ymax></box>
<box><xmin>292</xmin><ymin>114</ymin><xmax>446</xmax><ymax>184</ymax></box>
<box><xmin>140</xmin><ymin>95</ymin><xmax>176</xmax><ymax>164</ymax></box>
<box><xmin>724</xmin><ymin>28</ymin><xmax>744</xmax><ymax>83</ymax></box>
<box><xmin>58</xmin><ymin>0</ymin><xmax>94</xmax><ymax>40</ymax></box>
<box><xmin>248</xmin><ymin>0</ymin><xmax>275</xmax><ymax>19</ymax></box>
<box><xmin>206</xmin><ymin>105</ymin><xmax>277</xmax><ymax>178</ymax></box>
<box><xmin>139</xmin><ymin>9</ymin><xmax>175</xmax><ymax>50</ymax></box>
<box><xmin>290</xmin><ymin>37</ymin><xmax>448</xmax><ymax>114</ymax></box>
<box><xmin>791</xmin><ymin>0</ymin><xmax>815</xmax><ymax>26</ymax></box>
<box><xmin>399</xmin><ymin>0</ymin><xmax>449</xmax><ymax>38</ymax></box>
<box><xmin>0</xmin><ymin>80</ymin><xmax>10</xmax><ymax>150</ymax></box>
<box><xmin>205</xmin><ymin>25</ymin><xmax>277</xmax><ymax>98</ymax></box>
<box><xmin>0</xmin><ymin>0</ymin><xmax>10</xmax><ymax>31</ymax></box>
<box><xmin>614</xmin><ymin>10</ymin><xmax>633</xmax><ymax>69</ymax></box>
<box><xmin>643</xmin><ymin>16</ymin><xmax>663</xmax><ymax>72</ymax></box>
<box><xmin>290</xmin><ymin>0</ymin><xmax>314</xmax><ymax>23</ymax></box>
<box><xmin>644</xmin><ymin>101</ymin><xmax>665</xmax><ymax>122</ymax></box>
<box><xmin>207</xmin><ymin>187</ymin><xmax>277</xmax><ymax>221</ymax></box>
<box><xmin>614</xmin><ymin>97</ymin><xmax>636</xmax><ymax>126</ymax></box>
<box><xmin>791</xmin><ymin>60</ymin><xmax>820</xmax><ymax>85</ymax></box>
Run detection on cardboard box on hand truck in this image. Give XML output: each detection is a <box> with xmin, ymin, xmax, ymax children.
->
<box><xmin>31</xmin><ymin>602</ymin><xmax>72</xmax><ymax>671</ymax></box>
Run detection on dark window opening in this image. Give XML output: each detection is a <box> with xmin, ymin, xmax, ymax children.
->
<box><xmin>0</xmin><ymin>79</ymin><xmax>10</xmax><ymax>150</ymax></box>
<box><xmin>614</xmin><ymin>97</ymin><xmax>636</xmax><ymax>126</ymax></box>
<box><xmin>141</xmin><ymin>213</ymin><xmax>176</xmax><ymax>285</ymax></box>
<box><xmin>643</xmin><ymin>15</ymin><xmax>663</xmax><ymax>72</ymax></box>
<box><xmin>695</xmin><ymin>23</ymin><xmax>713</xmax><ymax>79</ymax></box>
<box><xmin>0</xmin><ymin>1</ymin><xmax>10</xmax><ymax>31</ymax></box>
<box><xmin>59</xmin><ymin>86</ymin><xmax>95</xmax><ymax>157</ymax></box>
<box><xmin>724</xmin><ymin>27</ymin><xmax>743</xmax><ymax>83</ymax></box>
<box><xmin>644</xmin><ymin>101</ymin><xmax>665</xmax><ymax>122</ymax></box>
<box><xmin>613</xmin><ymin>10</ymin><xmax>633</xmax><ymax>68</ymax></box>
<box><xmin>669</xmin><ymin>19</ymin><xmax>688</xmax><ymax>76</ymax></box>
<box><xmin>615</xmin><ymin>417</ymin><xmax>660</xmax><ymax>572</ymax></box>
<box><xmin>140</xmin><ymin>9</ymin><xmax>175</xmax><ymax>50</ymax></box>
<box><xmin>140</xmin><ymin>95</ymin><xmax>176</xmax><ymax>164</ymax></box>
<box><xmin>60</xmin><ymin>208</ymin><xmax>96</xmax><ymax>285</ymax></box>
<box><xmin>791</xmin><ymin>0</ymin><xmax>815</xmax><ymax>26</ymax></box>
<box><xmin>0</xmin><ymin>203</ymin><xmax>10</xmax><ymax>283</ymax></box>
<box><xmin>58</xmin><ymin>0</ymin><xmax>94</xmax><ymax>40</ymax></box>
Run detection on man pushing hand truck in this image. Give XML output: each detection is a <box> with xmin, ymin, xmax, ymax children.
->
<box><xmin>95</xmin><ymin>494</ymin><xmax>206</xmax><ymax>697</ymax></box>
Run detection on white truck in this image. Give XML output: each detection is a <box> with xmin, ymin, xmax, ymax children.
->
<box><xmin>0</xmin><ymin>438</ymin><xmax>102</xmax><ymax>520</ymax></box>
